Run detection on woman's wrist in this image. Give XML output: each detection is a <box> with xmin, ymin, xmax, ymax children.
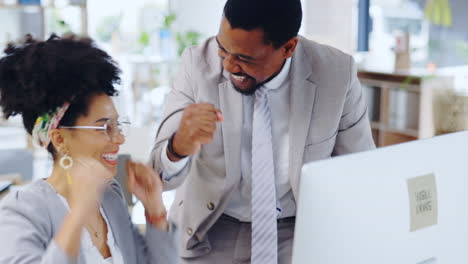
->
<box><xmin>55</xmin><ymin>211</ymin><xmax>87</xmax><ymax>257</ymax></box>
<box><xmin>68</xmin><ymin>203</ymin><xmax>90</xmax><ymax>225</ymax></box>
<box><xmin>145</xmin><ymin>209</ymin><xmax>168</xmax><ymax>230</ymax></box>
<box><xmin>143</xmin><ymin>195</ymin><xmax>168</xmax><ymax>229</ymax></box>
<box><xmin>69</xmin><ymin>199</ymin><xmax>98</xmax><ymax>223</ymax></box>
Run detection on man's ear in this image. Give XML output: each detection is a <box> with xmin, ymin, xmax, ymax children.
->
<box><xmin>50</xmin><ymin>128</ymin><xmax>66</xmax><ymax>154</ymax></box>
<box><xmin>282</xmin><ymin>37</ymin><xmax>299</xmax><ymax>59</ymax></box>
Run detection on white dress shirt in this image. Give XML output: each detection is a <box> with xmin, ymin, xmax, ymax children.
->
<box><xmin>57</xmin><ymin>194</ymin><xmax>125</xmax><ymax>264</ymax></box>
<box><xmin>160</xmin><ymin>58</ymin><xmax>296</xmax><ymax>221</ymax></box>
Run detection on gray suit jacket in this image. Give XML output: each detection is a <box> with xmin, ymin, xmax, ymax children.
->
<box><xmin>0</xmin><ymin>179</ymin><xmax>177</xmax><ymax>264</ymax></box>
<box><xmin>150</xmin><ymin>36</ymin><xmax>375</xmax><ymax>258</ymax></box>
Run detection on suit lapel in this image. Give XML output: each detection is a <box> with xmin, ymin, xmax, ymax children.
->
<box><xmin>218</xmin><ymin>72</ymin><xmax>243</xmax><ymax>190</ymax></box>
<box><xmin>101</xmin><ymin>185</ymin><xmax>133</xmax><ymax>264</ymax></box>
<box><xmin>216</xmin><ymin>40</ymin><xmax>318</xmax><ymax>198</ymax></box>
<box><xmin>288</xmin><ymin>42</ymin><xmax>318</xmax><ymax>198</ymax></box>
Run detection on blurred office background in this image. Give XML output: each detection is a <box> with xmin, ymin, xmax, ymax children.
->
<box><xmin>0</xmin><ymin>0</ymin><xmax>467</xmax><ymax>223</ymax></box>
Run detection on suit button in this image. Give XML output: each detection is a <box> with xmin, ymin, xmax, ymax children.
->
<box><xmin>207</xmin><ymin>202</ymin><xmax>215</xmax><ymax>210</ymax></box>
<box><xmin>187</xmin><ymin>228</ymin><xmax>193</xmax><ymax>236</ymax></box>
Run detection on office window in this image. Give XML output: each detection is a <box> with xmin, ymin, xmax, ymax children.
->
<box><xmin>362</xmin><ymin>0</ymin><xmax>468</xmax><ymax>68</ymax></box>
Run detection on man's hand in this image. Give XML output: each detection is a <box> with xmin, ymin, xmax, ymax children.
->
<box><xmin>168</xmin><ymin>103</ymin><xmax>223</xmax><ymax>161</ymax></box>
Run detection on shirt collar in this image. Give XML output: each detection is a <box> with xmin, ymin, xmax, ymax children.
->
<box><xmin>262</xmin><ymin>57</ymin><xmax>291</xmax><ymax>90</ymax></box>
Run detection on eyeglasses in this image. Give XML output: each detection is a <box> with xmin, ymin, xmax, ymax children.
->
<box><xmin>59</xmin><ymin>118</ymin><xmax>131</xmax><ymax>142</ymax></box>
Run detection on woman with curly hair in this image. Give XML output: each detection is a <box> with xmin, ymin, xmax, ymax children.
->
<box><xmin>0</xmin><ymin>34</ymin><xmax>177</xmax><ymax>264</ymax></box>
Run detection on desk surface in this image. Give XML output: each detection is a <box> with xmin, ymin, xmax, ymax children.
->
<box><xmin>0</xmin><ymin>189</ymin><xmax>9</xmax><ymax>200</ymax></box>
<box><xmin>0</xmin><ymin>174</ymin><xmax>23</xmax><ymax>200</ymax></box>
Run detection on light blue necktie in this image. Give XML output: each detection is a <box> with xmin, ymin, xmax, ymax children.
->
<box><xmin>251</xmin><ymin>87</ymin><xmax>278</xmax><ymax>264</ymax></box>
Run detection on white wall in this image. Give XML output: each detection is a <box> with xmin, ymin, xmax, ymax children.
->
<box><xmin>88</xmin><ymin>0</ymin><xmax>168</xmax><ymax>37</ymax></box>
<box><xmin>0</xmin><ymin>9</ymin><xmax>21</xmax><ymax>49</ymax></box>
<box><xmin>169</xmin><ymin>0</ymin><xmax>225</xmax><ymax>39</ymax></box>
<box><xmin>169</xmin><ymin>0</ymin><xmax>307</xmax><ymax>40</ymax></box>
<box><xmin>170</xmin><ymin>0</ymin><xmax>355</xmax><ymax>53</ymax></box>
<box><xmin>301</xmin><ymin>0</ymin><xmax>357</xmax><ymax>54</ymax></box>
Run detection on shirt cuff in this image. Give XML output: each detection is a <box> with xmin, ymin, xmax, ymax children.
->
<box><xmin>160</xmin><ymin>140</ymin><xmax>189</xmax><ymax>180</ymax></box>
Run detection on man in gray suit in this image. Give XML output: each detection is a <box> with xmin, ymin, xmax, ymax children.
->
<box><xmin>151</xmin><ymin>0</ymin><xmax>375</xmax><ymax>263</ymax></box>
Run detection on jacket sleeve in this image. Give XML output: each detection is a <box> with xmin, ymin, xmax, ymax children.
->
<box><xmin>109</xmin><ymin>181</ymin><xmax>178</xmax><ymax>264</ymax></box>
<box><xmin>149</xmin><ymin>47</ymin><xmax>196</xmax><ymax>191</ymax></box>
<box><xmin>132</xmin><ymin>221</ymin><xmax>179</xmax><ymax>264</ymax></box>
<box><xmin>0</xmin><ymin>190</ymin><xmax>74</xmax><ymax>264</ymax></box>
<box><xmin>333</xmin><ymin>57</ymin><xmax>376</xmax><ymax>155</ymax></box>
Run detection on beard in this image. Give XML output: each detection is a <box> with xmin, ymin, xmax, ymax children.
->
<box><xmin>230</xmin><ymin>75</ymin><xmax>276</xmax><ymax>96</ymax></box>
<box><xmin>231</xmin><ymin>82</ymin><xmax>260</xmax><ymax>96</ymax></box>
<box><xmin>230</xmin><ymin>70</ymin><xmax>281</xmax><ymax>96</ymax></box>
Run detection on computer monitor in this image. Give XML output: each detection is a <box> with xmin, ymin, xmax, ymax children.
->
<box><xmin>292</xmin><ymin>131</ymin><xmax>468</xmax><ymax>264</ymax></box>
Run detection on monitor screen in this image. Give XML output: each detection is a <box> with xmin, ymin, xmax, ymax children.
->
<box><xmin>293</xmin><ymin>131</ymin><xmax>468</xmax><ymax>264</ymax></box>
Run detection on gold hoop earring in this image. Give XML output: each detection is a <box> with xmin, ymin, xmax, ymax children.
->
<box><xmin>59</xmin><ymin>153</ymin><xmax>73</xmax><ymax>185</ymax></box>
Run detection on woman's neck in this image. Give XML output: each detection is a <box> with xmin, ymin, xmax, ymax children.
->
<box><xmin>46</xmin><ymin>165</ymin><xmax>72</xmax><ymax>199</ymax></box>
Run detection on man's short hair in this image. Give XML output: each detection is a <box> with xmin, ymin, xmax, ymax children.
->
<box><xmin>223</xmin><ymin>0</ymin><xmax>302</xmax><ymax>49</ymax></box>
